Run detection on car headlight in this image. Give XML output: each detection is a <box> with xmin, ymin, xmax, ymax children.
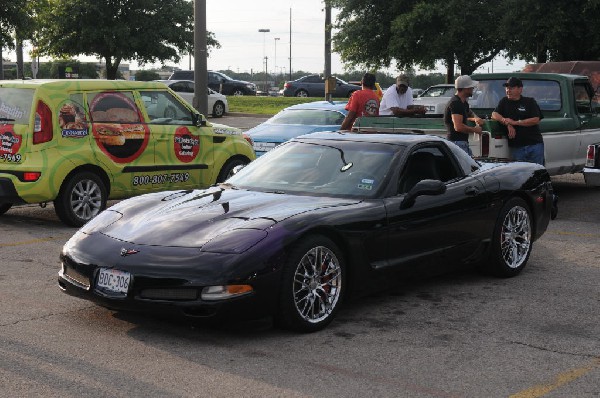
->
<box><xmin>201</xmin><ymin>229</ymin><xmax>267</xmax><ymax>254</ymax></box>
<box><xmin>79</xmin><ymin>210</ymin><xmax>123</xmax><ymax>234</ymax></box>
<box><xmin>245</xmin><ymin>83</ymin><xmax>254</xmax><ymax>90</ymax></box>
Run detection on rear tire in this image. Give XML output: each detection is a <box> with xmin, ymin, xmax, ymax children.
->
<box><xmin>295</xmin><ymin>89</ymin><xmax>308</xmax><ymax>97</ymax></box>
<box><xmin>0</xmin><ymin>203</ymin><xmax>12</xmax><ymax>215</ymax></box>
<box><xmin>212</xmin><ymin>101</ymin><xmax>225</xmax><ymax>117</ymax></box>
<box><xmin>487</xmin><ymin>197</ymin><xmax>533</xmax><ymax>277</ymax></box>
<box><xmin>216</xmin><ymin>158</ymin><xmax>248</xmax><ymax>183</ymax></box>
<box><xmin>276</xmin><ymin>235</ymin><xmax>345</xmax><ymax>332</ymax></box>
<box><xmin>54</xmin><ymin>172</ymin><xmax>107</xmax><ymax>227</ymax></box>
<box><xmin>232</xmin><ymin>89</ymin><xmax>245</xmax><ymax>96</ymax></box>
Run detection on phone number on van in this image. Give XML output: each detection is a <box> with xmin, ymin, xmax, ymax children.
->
<box><xmin>132</xmin><ymin>172</ymin><xmax>190</xmax><ymax>186</ymax></box>
<box><xmin>0</xmin><ymin>153</ymin><xmax>22</xmax><ymax>163</ymax></box>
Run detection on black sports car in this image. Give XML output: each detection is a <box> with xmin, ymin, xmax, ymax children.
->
<box><xmin>59</xmin><ymin>132</ymin><xmax>555</xmax><ymax>332</ymax></box>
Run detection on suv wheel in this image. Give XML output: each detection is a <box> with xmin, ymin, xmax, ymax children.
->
<box><xmin>232</xmin><ymin>88</ymin><xmax>245</xmax><ymax>96</ymax></box>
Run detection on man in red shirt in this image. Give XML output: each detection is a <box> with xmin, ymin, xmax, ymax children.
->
<box><xmin>340</xmin><ymin>72</ymin><xmax>379</xmax><ymax>130</ymax></box>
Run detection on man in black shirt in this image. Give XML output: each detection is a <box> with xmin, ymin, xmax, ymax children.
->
<box><xmin>444</xmin><ymin>75</ymin><xmax>484</xmax><ymax>156</ymax></box>
<box><xmin>491</xmin><ymin>77</ymin><xmax>544</xmax><ymax>165</ymax></box>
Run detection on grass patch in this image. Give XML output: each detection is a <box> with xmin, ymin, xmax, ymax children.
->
<box><xmin>228</xmin><ymin>96</ymin><xmax>348</xmax><ymax>115</ymax></box>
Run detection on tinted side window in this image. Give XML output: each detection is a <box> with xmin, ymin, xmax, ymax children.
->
<box><xmin>398</xmin><ymin>146</ymin><xmax>461</xmax><ymax>194</ymax></box>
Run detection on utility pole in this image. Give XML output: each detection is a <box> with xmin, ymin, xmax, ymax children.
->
<box><xmin>258</xmin><ymin>28</ymin><xmax>270</xmax><ymax>93</ymax></box>
<box><xmin>289</xmin><ymin>8</ymin><xmax>292</xmax><ymax>81</ymax></box>
<box><xmin>193</xmin><ymin>0</ymin><xmax>208</xmax><ymax>116</ymax></box>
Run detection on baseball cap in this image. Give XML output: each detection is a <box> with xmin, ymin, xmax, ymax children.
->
<box><xmin>455</xmin><ymin>75</ymin><xmax>478</xmax><ymax>89</ymax></box>
<box><xmin>503</xmin><ymin>77</ymin><xmax>523</xmax><ymax>87</ymax></box>
<box><xmin>396</xmin><ymin>75</ymin><xmax>409</xmax><ymax>87</ymax></box>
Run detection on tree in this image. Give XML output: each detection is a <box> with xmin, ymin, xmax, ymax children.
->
<box><xmin>135</xmin><ymin>70</ymin><xmax>161</xmax><ymax>81</ymax></box>
<box><xmin>34</xmin><ymin>0</ymin><xmax>219</xmax><ymax>79</ymax></box>
<box><xmin>329</xmin><ymin>0</ymin><xmax>506</xmax><ymax>81</ymax></box>
<box><xmin>501</xmin><ymin>0</ymin><xmax>600</xmax><ymax>63</ymax></box>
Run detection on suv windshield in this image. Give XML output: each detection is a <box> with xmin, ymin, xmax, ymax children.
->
<box><xmin>0</xmin><ymin>88</ymin><xmax>35</xmax><ymax>124</ymax></box>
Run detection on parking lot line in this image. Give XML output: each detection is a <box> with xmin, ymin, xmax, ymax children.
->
<box><xmin>509</xmin><ymin>358</ymin><xmax>600</xmax><ymax>398</ymax></box>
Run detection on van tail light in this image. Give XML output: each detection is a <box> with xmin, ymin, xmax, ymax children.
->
<box><xmin>33</xmin><ymin>100</ymin><xmax>53</xmax><ymax>144</ymax></box>
<box><xmin>481</xmin><ymin>133</ymin><xmax>489</xmax><ymax>157</ymax></box>
<box><xmin>23</xmin><ymin>172</ymin><xmax>42</xmax><ymax>182</ymax></box>
<box><xmin>586</xmin><ymin>145</ymin><xmax>596</xmax><ymax>167</ymax></box>
<box><xmin>242</xmin><ymin>133</ymin><xmax>254</xmax><ymax>147</ymax></box>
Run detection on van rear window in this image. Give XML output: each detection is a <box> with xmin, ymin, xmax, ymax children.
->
<box><xmin>0</xmin><ymin>88</ymin><xmax>35</xmax><ymax>124</ymax></box>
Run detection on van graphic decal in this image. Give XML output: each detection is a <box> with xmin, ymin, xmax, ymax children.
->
<box><xmin>89</xmin><ymin>91</ymin><xmax>149</xmax><ymax>163</ymax></box>
<box><xmin>58</xmin><ymin>99</ymin><xmax>88</xmax><ymax>138</ymax></box>
<box><xmin>0</xmin><ymin>126</ymin><xmax>22</xmax><ymax>155</ymax></box>
<box><xmin>174</xmin><ymin>126</ymin><xmax>200</xmax><ymax>163</ymax></box>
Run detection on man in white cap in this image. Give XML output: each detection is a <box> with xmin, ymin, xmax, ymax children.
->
<box><xmin>444</xmin><ymin>75</ymin><xmax>485</xmax><ymax>155</ymax></box>
<box><xmin>379</xmin><ymin>75</ymin><xmax>426</xmax><ymax>116</ymax></box>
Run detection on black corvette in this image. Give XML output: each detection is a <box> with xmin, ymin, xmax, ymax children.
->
<box><xmin>59</xmin><ymin>132</ymin><xmax>555</xmax><ymax>332</ymax></box>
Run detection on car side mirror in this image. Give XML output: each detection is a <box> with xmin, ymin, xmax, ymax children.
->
<box><xmin>400</xmin><ymin>179</ymin><xmax>446</xmax><ymax>209</ymax></box>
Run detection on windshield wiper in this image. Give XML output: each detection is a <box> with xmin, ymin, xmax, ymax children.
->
<box><xmin>0</xmin><ymin>117</ymin><xmax>16</xmax><ymax>122</ymax></box>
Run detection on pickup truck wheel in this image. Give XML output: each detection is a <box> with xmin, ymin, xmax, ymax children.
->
<box><xmin>216</xmin><ymin>158</ymin><xmax>248</xmax><ymax>183</ymax></box>
<box><xmin>295</xmin><ymin>89</ymin><xmax>309</xmax><ymax>97</ymax></box>
<box><xmin>212</xmin><ymin>101</ymin><xmax>225</xmax><ymax>117</ymax></box>
<box><xmin>276</xmin><ymin>235</ymin><xmax>345</xmax><ymax>332</ymax></box>
<box><xmin>0</xmin><ymin>203</ymin><xmax>12</xmax><ymax>215</ymax></box>
<box><xmin>54</xmin><ymin>172</ymin><xmax>107</xmax><ymax>227</ymax></box>
<box><xmin>487</xmin><ymin>197</ymin><xmax>532</xmax><ymax>277</ymax></box>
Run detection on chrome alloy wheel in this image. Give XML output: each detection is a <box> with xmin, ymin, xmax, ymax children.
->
<box><xmin>500</xmin><ymin>205</ymin><xmax>532</xmax><ymax>269</ymax></box>
<box><xmin>293</xmin><ymin>246</ymin><xmax>342</xmax><ymax>323</ymax></box>
<box><xmin>70</xmin><ymin>179</ymin><xmax>103</xmax><ymax>221</ymax></box>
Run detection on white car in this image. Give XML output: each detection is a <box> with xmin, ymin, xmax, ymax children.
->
<box><xmin>412</xmin><ymin>84</ymin><xmax>455</xmax><ymax>114</ymax></box>
<box><xmin>155</xmin><ymin>79</ymin><xmax>229</xmax><ymax>117</ymax></box>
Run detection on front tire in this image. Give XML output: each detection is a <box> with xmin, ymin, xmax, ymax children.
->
<box><xmin>212</xmin><ymin>101</ymin><xmax>225</xmax><ymax>117</ymax></box>
<box><xmin>0</xmin><ymin>203</ymin><xmax>12</xmax><ymax>215</ymax></box>
<box><xmin>216</xmin><ymin>158</ymin><xmax>248</xmax><ymax>183</ymax></box>
<box><xmin>487</xmin><ymin>197</ymin><xmax>533</xmax><ymax>277</ymax></box>
<box><xmin>276</xmin><ymin>235</ymin><xmax>345</xmax><ymax>332</ymax></box>
<box><xmin>54</xmin><ymin>172</ymin><xmax>107</xmax><ymax>227</ymax></box>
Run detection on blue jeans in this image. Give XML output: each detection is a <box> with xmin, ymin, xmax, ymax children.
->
<box><xmin>510</xmin><ymin>143</ymin><xmax>545</xmax><ymax>166</ymax></box>
<box><xmin>452</xmin><ymin>140</ymin><xmax>472</xmax><ymax>156</ymax></box>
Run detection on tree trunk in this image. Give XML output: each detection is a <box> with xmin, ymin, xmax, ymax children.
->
<box><xmin>104</xmin><ymin>56</ymin><xmax>120</xmax><ymax>80</ymax></box>
<box><xmin>16</xmin><ymin>39</ymin><xmax>24</xmax><ymax>79</ymax></box>
<box><xmin>0</xmin><ymin>44</ymin><xmax>4</xmax><ymax>80</ymax></box>
<box><xmin>445</xmin><ymin>57</ymin><xmax>455</xmax><ymax>84</ymax></box>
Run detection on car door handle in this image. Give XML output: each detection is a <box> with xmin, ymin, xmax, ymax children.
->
<box><xmin>464</xmin><ymin>186</ymin><xmax>480</xmax><ymax>196</ymax></box>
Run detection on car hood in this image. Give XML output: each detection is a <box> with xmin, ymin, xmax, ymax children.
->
<box><xmin>247</xmin><ymin>124</ymin><xmax>339</xmax><ymax>142</ymax></box>
<box><xmin>100</xmin><ymin>187</ymin><xmax>359</xmax><ymax>248</ymax></box>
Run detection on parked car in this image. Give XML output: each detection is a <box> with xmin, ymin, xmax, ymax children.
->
<box><xmin>0</xmin><ymin>79</ymin><xmax>254</xmax><ymax>226</ymax></box>
<box><xmin>155</xmin><ymin>79</ymin><xmax>228</xmax><ymax>117</ymax></box>
<box><xmin>413</xmin><ymin>84</ymin><xmax>455</xmax><ymax>114</ymax></box>
<box><xmin>283</xmin><ymin>75</ymin><xmax>361</xmax><ymax>97</ymax></box>
<box><xmin>246</xmin><ymin>101</ymin><xmax>347</xmax><ymax>156</ymax></box>
<box><xmin>169</xmin><ymin>70</ymin><xmax>257</xmax><ymax>96</ymax></box>
<box><xmin>59</xmin><ymin>131</ymin><xmax>554</xmax><ymax>332</ymax></box>
<box><xmin>412</xmin><ymin>88</ymin><xmax>424</xmax><ymax>97</ymax></box>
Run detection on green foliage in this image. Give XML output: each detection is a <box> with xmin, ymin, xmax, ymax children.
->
<box><xmin>135</xmin><ymin>70</ymin><xmax>161</xmax><ymax>81</ymax></box>
<box><xmin>0</xmin><ymin>0</ymin><xmax>30</xmax><ymax>46</ymax></box>
<box><xmin>228</xmin><ymin>97</ymin><xmax>336</xmax><ymax>115</ymax></box>
<box><xmin>34</xmin><ymin>0</ymin><xmax>219</xmax><ymax>80</ymax></box>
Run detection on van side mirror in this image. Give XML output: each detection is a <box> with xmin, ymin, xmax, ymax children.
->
<box><xmin>192</xmin><ymin>113</ymin><xmax>206</xmax><ymax>127</ymax></box>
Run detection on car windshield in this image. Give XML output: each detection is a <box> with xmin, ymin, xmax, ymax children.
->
<box><xmin>216</xmin><ymin>72</ymin><xmax>232</xmax><ymax>81</ymax></box>
<box><xmin>227</xmin><ymin>140</ymin><xmax>399</xmax><ymax>198</ymax></box>
<box><xmin>267</xmin><ymin>109</ymin><xmax>346</xmax><ymax>126</ymax></box>
<box><xmin>420</xmin><ymin>86</ymin><xmax>454</xmax><ymax>97</ymax></box>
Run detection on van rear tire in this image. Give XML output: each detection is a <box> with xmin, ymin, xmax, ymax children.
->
<box><xmin>0</xmin><ymin>203</ymin><xmax>12</xmax><ymax>215</ymax></box>
<box><xmin>54</xmin><ymin>172</ymin><xmax>107</xmax><ymax>227</ymax></box>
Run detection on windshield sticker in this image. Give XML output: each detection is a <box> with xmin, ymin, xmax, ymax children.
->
<box><xmin>174</xmin><ymin>126</ymin><xmax>200</xmax><ymax>162</ymax></box>
<box><xmin>0</xmin><ymin>126</ymin><xmax>22</xmax><ymax>156</ymax></box>
<box><xmin>0</xmin><ymin>101</ymin><xmax>25</xmax><ymax>120</ymax></box>
<box><xmin>357</xmin><ymin>178</ymin><xmax>374</xmax><ymax>190</ymax></box>
<box><xmin>58</xmin><ymin>100</ymin><xmax>89</xmax><ymax>138</ymax></box>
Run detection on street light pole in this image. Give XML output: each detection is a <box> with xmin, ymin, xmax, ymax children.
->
<box><xmin>258</xmin><ymin>28</ymin><xmax>270</xmax><ymax>94</ymax></box>
<box><xmin>274</xmin><ymin>37</ymin><xmax>280</xmax><ymax>76</ymax></box>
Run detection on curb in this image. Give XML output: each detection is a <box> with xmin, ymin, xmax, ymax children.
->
<box><xmin>226</xmin><ymin>112</ymin><xmax>270</xmax><ymax>118</ymax></box>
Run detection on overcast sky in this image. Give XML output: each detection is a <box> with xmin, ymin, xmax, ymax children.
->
<box><xmin>5</xmin><ymin>0</ymin><xmax>525</xmax><ymax>76</ymax></box>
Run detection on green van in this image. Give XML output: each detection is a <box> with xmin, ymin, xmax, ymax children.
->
<box><xmin>0</xmin><ymin>79</ymin><xmax>255</xmax><ymax>226</ymax></box>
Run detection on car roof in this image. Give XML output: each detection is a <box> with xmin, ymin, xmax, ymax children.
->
<box><xmin>0</xmin><ymin>79</ymin><xmax>167</xmax><ymax>90</ymax></box>
<box><xmin>295</xmin><ymin>130</ymin><xmax>448</xmax><ymax>145</ymax></box>
<box><xmin>284</xmin><ymin>101</ymin><xmax>348</xmax><ymax>111</ymax></box>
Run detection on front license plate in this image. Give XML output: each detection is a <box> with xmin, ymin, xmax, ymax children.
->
<box><xmin>253</xmin><ymin>142</ymin><xmax>277</xmax><ymax>152</ymax></box>
<box><xmin>96</xmin><ymin>268</ymin><xmax>131</xmax><ymax>294</ymax></box>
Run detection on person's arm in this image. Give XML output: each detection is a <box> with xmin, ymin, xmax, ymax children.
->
<box><xmin>340</xmin><ymin>110</ymin><xmax>357</xmax><ymax>131</ymax></box>
<box><xmin>467</xmin><ymin>109</ymin><xmax>484</xmax><ymax>126</ymax></box>
<box><xmin>451</xmin><ymin>113</ymin><xmax>482</xmax><ymax>134</ymax></box>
